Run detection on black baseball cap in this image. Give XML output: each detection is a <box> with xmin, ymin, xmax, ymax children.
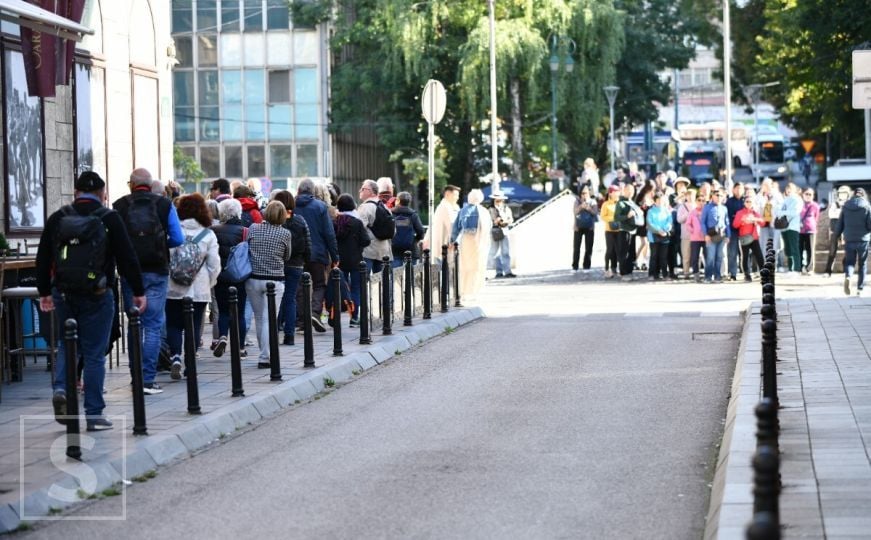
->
<box><xmin>75</xmin><ymin>171</ymin><xmax>105</xmax><ymax>192</ymax></box>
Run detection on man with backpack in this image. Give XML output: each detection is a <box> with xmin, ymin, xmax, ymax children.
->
<box><xmin>358</xmin><ymin>178</ymin><xmax>394</xmax><ymax>273</ymax></box>
<box><xmin>37</xmin><ymin>171</ymin><xmax>147</xmax><ymax>431</ymax></box>
<box><xmin>112</xmin><ymin>168</ymin><xmax>184</xmax><ymax>394</ymax></box>
<box><xmin>294</xmin><ymin>178</ymin><xmax>339</xmax><ymax>332</ymax></box>
<box><xmin>391</xmin><ymin>191</ymin><xmax>425</xmax><ymax>267</ymax></box>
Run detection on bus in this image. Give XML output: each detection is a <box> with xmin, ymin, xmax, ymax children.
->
<box><xmin>750</xmin><ymin>132</ymin><xmax>788</xmax><ymax>180</ymax></box>
<box><xmin>681</xmin><ymin>144</ymin><xmax>723</xmax><ymax>185</ymax></box>
<box><xmin>706</xmin><ymin>122</ymin><xmax>752</xmax><ymax>168</ymax></box>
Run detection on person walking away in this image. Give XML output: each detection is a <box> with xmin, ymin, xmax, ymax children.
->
<box><xmin>450</xmin><ymin>189</ymin><xmax>492</xmax><ymax>302</ymax></box>
<box><xmin>646</xmin><ymin>191</ymin><xmax>673</xmax><ymax>280</ymax></box>
<box><xmin>614</xmin><ymin>183</ymin><xmax>641</xmax><ymax>280</ymax></box>
<box><xmin>271</xmin><ymin>191</ymin><xmax>311</xmax><ymax>345</ymax></box>
<box><xmin>38</xmin><ymin>172</ymin><xmax>147</xmax><ymax>431</ymax></box>
<box><xmin>834</xmin><ymin>188</ymin><xmax>871</xmax><ymax>296</ymax></box>
<box><xmin>701</xmin><ymin>189</ymin><xmax>729</xmax><ymax>283</ymax></box>
<box><xmin>601</xmin><ymin>184</ymin><xmax>621</xmax><ymax>278</ymax></box>
<box><xmin>391</xmin><ymin>191</ymin><xmax>425</xmax><ymax>268</ymax></box>
<box><xmin>799</xmin><ymin>188</ymin><xmax>820</xmax><ymax>275</ymax></box>
<box><xmin>778</xmin><ymin>182</ymin><xmax>803</xmax><ymax>276</ymax></box>
<box><xmin>112</xmin><ymin>168</ymin><xmax>184</xmax><ymax>395</ymax></box>
<box><xmin>211</xmin><ymin>198</ymin><xmax>249</xmax><ymax>358</ymax></box>
<box><xmin>165</xmin><ymin>194</ymin><xmax>220</xmax><ymax>378</ymax></box>
<box><xmin>733</xmin><ymin>195</ymin><xmax>766</xmax><ymax>282</ymax></box>
<box><xmin>245</xmin><ymin>202</ymin><xmax>292</xmax><ymax>367</ymax></box>
<box><xmin>293</xmin><ymin>178</ymin><xmax>339</xmax><ymax>333</ymax></box>
<box><xmin>425</xmin><ymin>185</ymin><xmax>461</xmax><ymax>265</ymax></box>
<box><xmin>357</xmin><ymin>178</ymin><xmax>393</xmax><ymax>273</ymax></box>
<box><xmin>725</xmin><ymin>182</ymin><xmax>745</xmax><ymax>281</ymax></box>
<box><xmin>825</xmin><ymin>185</ymin><xmax>851</xmax><ymax>277</ymax></box>
<box><xmin>488</xmin><ymin>192</ymin><xmax>515</xmax><ymax>278</ymax></box>
<box><xmin>377</xmin><ymin>177</ymin><xmax>397</xmax><ymax>209</ymax></box>
<box><xmin>572</xmin><ymin>185</ymin><xmax>598</xmax><ymax>271</ymax></box>
<box><xmin>334</xmin><ymin>194</ymin><xmax>370</xmax><ymax>327</ymax></box>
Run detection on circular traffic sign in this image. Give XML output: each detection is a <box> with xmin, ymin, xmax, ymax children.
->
<box><xmin>421</xmin><ymin>79</ymin><xmax>446</xmax><ymax>124</ymax></box>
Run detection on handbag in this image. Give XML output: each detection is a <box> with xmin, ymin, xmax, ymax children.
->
<box><xmin>491</xmin><ymin>227</ymin><xmax>505</xmax><ymax>242</ymax></box>
<box><xmin>706</xmin><ymin>227</ymin><xmax>723</xmax><ymax>243</ymax></box>
<box><xmin>774</xmin><ymin>215</ymin><xmax>789</xmax><ymax>230</ymax></box>
<box><xmin>739</xmin><ymin>234</ymin><xmax>755</xmax><ymax>246</ymax></box>
<box><xmin>222</xmin><ymin>228</ymin><xmax>252</xmax><ymax>282</ymax></box>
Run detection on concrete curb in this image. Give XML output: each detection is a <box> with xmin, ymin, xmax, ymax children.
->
<box><xmin>0</xmin><ymin>306</ymin><xmax>485</xmax><ymax>533</ymax></box>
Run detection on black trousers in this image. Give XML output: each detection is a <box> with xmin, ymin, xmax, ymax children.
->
<box><xmin>741</xmin><ymin>240</ymin><xmax>766</xmax><ymax>277</ymax></box>
<box><xmin>604</xmin><ymin>232</ymin><xmax>618</xmax><ymax>272</ymax></box>
<box><xmin>617</xmin><ymin>231</ymin><xmax>634</xmax><ymax>276</ymax></box>
<box><xmin>572</xmin><ymin>228</ymin><xmax>594</xmax><ymax>270</ymax></box>
<box><xmin>667</xmin><ymin>237</ymin><xmax>680</xmax><ymax>276</ymax></box>
<box><xmin>650</xmin><ymin>241</ymin><xmax>669</xmax><ymax>278</ymax></box>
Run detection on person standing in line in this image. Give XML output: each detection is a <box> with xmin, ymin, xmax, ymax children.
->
<box><xmin>38</xmin><ymin>172</ymin><xmax>147</xmax><ymax>431</ymax></box>
<box><xmin>333</xmin><ymin>194</ymin><xmax>370</xmax><ymax>327</ymax></box>
<box><xmin>614</xmin><ymin>183</ymin><xmax>640</xmax><ymax>280</ymax></box>
<box><xmin>234</xmin><ymin>185</ymin><xmax>263</xmax><ymax>226</ymax></box>
<box><xmin>488</xmin><ymin>192</ymin><xmax>515</xmax><ymax>278</ymax></box>
<box><xmin>391</xmin><ymin>191</ymin><xmax>425</xmax><ymax>268</ymax></box>
<box><xmin>778</xmin><ymin>182</ymin><xmax>803</xmax><ymax>276</ymax></box>
<box><xmin>733</xmin><ymin>195</ymin><xmax>766</xmax><ymax>282</ymax></box>
<box><xmin>675</xmin><ymin>186</ymin><xmax>696</xmax><ymax>279</ymax></box>
<box><xmin>646</xmin><ymin>191</ymin><xmax>673</xmax><ymax>280</ymax></box>
<box><xmin>572</xmin><ymin>184</ymin><xmax>598</xmax><ymax>272</ymax></box>
<box><xmin>825</xmin><ymin>185</ymin><xmax>851</xmax><ymax>277</ymax></box>
<box><xmin>725</xmin><ymin>182</ymin><xmax>745</xmax><ymax>281</ymax></box>
<box><xmin>209</xmin><ymin>178</ymin><xmax>232</xmax><ymax>203</ymax></box>
<box><xmin>425</xmin><ymin>184</ymin><xmax>462</xmax><ymax>265</ymax></box>
<box><xmin>112</xmin><ymin>168</ymin><xmax>185</xmax><ymax>395</ymax></box>
<box><xmin>357</xmin><ymin>178</ymin><xmax>393</xmax><ymax>273</ymax></box>
<box><xmin>211</xmin><ymin>198</ymin><xmax>249</xmax><ymax>358</ymax></box>
<box><xmin>600</xmin><ymin>184</ymin><xmax>621</xmax><ymax>278</ymax></box>
<box><xmin>271</xmin><ymin>190</ymin><xmax>311</xmax><ymax>345</ymax></box>
<box><xmin>578</xmin><ymin>157</ymin><xmax>600</xmax><ymax>195</ymax></box>
<box><xmin>799</xmin><ymin>188</ymin><xmax>821</xmax><ymax>275</ymax></box>
<box><xmin>377</xmin><ymin>177</ymin><xmax>397</xmax><ymax>209</ymax></box>
<box><xmin>701</xmin><ymin>189</ymin><xmax>729</xmax><ymax>283</ymax></box>
<box><xmin>835</xmin><ymin>188</ymin><xmax>871</xmax><ymax>296</ymax></box>
<box><xmin>450</xmin><ymin>189</ymin><xmax>493</xmax><ymax>302</ymax></box>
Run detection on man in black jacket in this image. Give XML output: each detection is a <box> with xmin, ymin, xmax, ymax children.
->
<box><xmin>113</xmin><ymin>168</ymin><xmax>184</xmax><ymax>392</ymax></box>
<box><xmin>37</xmin><ymin>171</ymin><xmax>147</xmax><ymax>431</ymax></box>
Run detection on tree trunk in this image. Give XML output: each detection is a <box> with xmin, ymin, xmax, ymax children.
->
<box><xmin>510</xmin><ymin>77</ymin><xmax>523</xmax><ymax>182</ymax></box>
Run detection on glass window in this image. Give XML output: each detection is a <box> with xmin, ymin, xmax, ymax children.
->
<box><xmin>296</xmin><ymin>145</ymin><xmax>318</xmax><ymax>177</ymax></box>
<box><xmin>175</xmin><ymin>36</ymin><xmax>193</xmax><ymax>68</ymax></box>
<box><xmin>197</xmin><ymin>0</ymin><xmax>217</xmax><ymax>32</ymax></box>
<box><xmin>248</xmin><ymin>145</ymin><xmax>265</xmax><ymax>177</ymax></box>
<box><xmin>174</xmin><ymin>71</ymin><xmax>194</xmax><ymax>106</ymax></box>
<box><xmin>295</xmin><ymin>104</ymin><xmax>318</xmax><ymax>139</ymax></box>
<box><xmin>222</xmin><ymin>70</ymin><xmax>242</xmax><ymax>103</ymax></box>
<box><xmin>266</xmin><ymin>33</ymin><xmax>291</xmax><ymax>65</ymax></box>
<box><xmin>175</xmin><ymin>107</ymin><xmax>196</xmax><ymax>141</ymax></box>
<box><xmin>200</xmin><ymin>146</ymin><xmax>221</xmax><ymax>177</ymax></box>
<box><xmin>293</xmin><ymin>31</ymin><xmax>318</xmax><ymax>64</ymax></box>
<box><xmin>244</xmin><ymin>69</ymin><xmax>265</xmax><ymax>104</ymax></box>
<box><xmin>200</xmin><ymin>105</ymin><xmax>220</xmax><ymax>141</ymax></box>
<box><xmin>172</xmin><ymin>0</ymin><xmax>193</xmax><ymax>33</ymax></box>
<box><xmin>270</xmin><ymin>145</ymin><xmax>292</xmax><ymax>177</ymax></box>
<box><xmin>268</xmin><ymin>104</ymin><xmax>292</xmax><ymax>140</ymax></box>
<box><xmin>220</xmin><ymin>33</ymin><xmax>242</xmax><ymax>65</ymax></box>
<box><xmin>244</xmin><ymin>0</ymin><xmax>262</xmax><ymax>32</ymax></box>
<box><xmin>243</xmin><ymin>32</ymin><xmax>264</xmax><ymax>65</ymax></box>
<box><xmin>198</xmin><ymin>70</ymin><xmax>219</xmax><ymax>105</ymax></box>
<box><xmin>266</xmin><ymin>0</ymin><xmax>289</xmax><ymax>29</ymax></box>
<box><xmin>198</xmin><ymin>34</ymin><xmax>218</xmax><ymax>67</ymax></box>
<box><xmin>221</xmin><ymin>0</ymin><xmax>240</xmax><ymax>32</ymax></box>
<box><xmin>225</xmin><ymin>146</ymin><xmax>243</xmax><ymax>177</ymax></box>
<box><xmin>268</xmin><ymin>70</ymin><xmax>290</xmax><ymax>103</ymax></box>
<box><xmin>294</xmin><ymin>67</ymin><xmax>317</xmax><ymax>103</ymax></box>
<box><xmin>133</xmin><ymin>75</ymin><xmax>160</xmax><ymax>170</ymax></box>
<box><xmin>223</xmin><ymin>104</ymin><xmax>244</xmax><ymax>141</ymax></box>
<box><xmin>245</xmin><ymin>105</ymin><xmax>265</xmax><ymax>140</ymax></box>
<box><xmin>75</xmin><ymin>65</ymin><xmax>107</xmax><ymax>178</ymax></box>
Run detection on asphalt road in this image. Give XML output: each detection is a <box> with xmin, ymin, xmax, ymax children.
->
<box><xmin>24</xmin><ymin>292</ymin><xmax>741</xmax><ymax>539</ymax></box>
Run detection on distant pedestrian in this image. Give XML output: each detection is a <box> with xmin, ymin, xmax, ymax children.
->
<box><xmin>391</xmin><ymin>191</ymin><xmax>425</xmax><ymax>267</ymax></box>
<box><xmin>778</xmin><ymin>182</ymin><xmax>803</xmax><ymax>275</ymax></box>
<box><xmin>572</xmin><ymin>184</ymin><xmax>598</xmax><ymax>271</ymax></box>
<box><xmin>601</xmin><ymin>184</ymin><xmax>621</xmax><ymax>278</ymax></box>
<box><xmin>824</xmin><ymin>185</ymin><xmax>851</xmax><ymax>277</ymax></box>
<box><xmin>271</xmin><ymin>190</ymin><xmax>311</xmax><ymax>345</ymax></box>
<box><xmin>211</xmin><ymin>198</ymin><xmax>249</xmax><ymax>358</ymax></box>
<box><xmin>377</xmin><ymin>176</ymin><xmax>397</xmax><ymax>209</ymax></box>
<box><xmin>675</xmin><ymin>186</ymin><xmax>695</xmax><ymax>278</ymax></box>
<box><xmin>358</xmin><ymin>178</ymin><xmax>393</xmax><ymax>273</ymax></box>
<box><xmin>799</xmin><ymin>188</ymin><xmax>820</xmax><ymax>274</ymax></box>
<box><xmin>233</xmin><ymin>185</ymin><xmax>263</xmax><ymax>227</ymax></box>
<box><xmin>733</xmin><ymin>195</ymin><xmax>765</xmax><ymax>282</ymax></box>
<box><xmin>725</xmin><ymin>182</ymin><xmax>745</xmax><ymax>281</ymax></box>
<box><xmin>702</xmin><ymin>189</ymin><xmax>729</xmax><ymax>283</ymax></box>
<box><xmin>426</xmin><ymin>184</ymin><xmax>461</xmax><ymax>264</ymax></box>
<box><xmin>834</xmin><ymin>188</ymin><xmax>871</xmax><ymax>296</ymax></box>
<box><xmin>488</xmin><ymin>192</ymin><xmax>515</xmax><ymax>278</ymax></box>
<box><xmin>578</xmin><ymin>157</ymin><xmax>600</xmax><ymax>195</ymax></box>
<box><xmin>686</xmin><ymin>195</ymin><xmax>706</xmax><ymax>280</ymax></box>
<box><xmin>646</xmin><ymin>191</ymin><xmax>673</xmax><ymax>280</ymax></box>
<box><xmin>333</xmin><ymin>194</ymin><xmax>370</xmax><ymax>327</ymax></box>
<box><xmin>614</xmin><ymin>183</ymin><xmax>641</xmax><ymax>279</ymax></box>
<box><xmin>294</xmin><ymin>178</ymin><xmax>339</xmax><ymax>332</ymax></box>
<box><xmin>450</xmin><ymin>189</ymin><xmax>492</xmax><ymax>302</ymax></box>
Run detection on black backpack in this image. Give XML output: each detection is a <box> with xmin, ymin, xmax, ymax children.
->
<box><xmin>54</xmin><ymin>206</ymin><xmax>111</xmax><ymax>294</ymax></box>
<box><xmin>121</xmin><ymin>194</ymin><xmax>167</xmax><ymax>267</ymax></box>
<box><xmin>393</xmin><ymin>212</ymin><xmax>416</xmax><ymax>251</ymax></box>
<box><xmin>367</xmin><ymin>200</ymin><xmax>396</xmax><ymax>240</ymax></box>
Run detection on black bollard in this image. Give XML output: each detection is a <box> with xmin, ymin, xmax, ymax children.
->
<box><xmin>63</xmin><ymin>319</ymin><xmax>82</xmax><ymax>459</ymax></box>
<box><xmin>182</xmin><ymin>297</ymin><xmax>201</xmax><ymax>414</ymax></box>
<box><xmin>759</xmin><ymin>267</ymin><xmax>770</xmax><ymax>286</ymax></box>
<box><xmin>330</xmin><ymin>268</ymin><xmax>343</xmax><ymax>356</ymax></box>
<box><xmin>404</xmin><ymin>251</ymin><xmax>413</xmax><ymax>326</ymax></box>
<box><xmin>441</xmin><ymin>244</ymin><xmax>450</xmax><ymax>313</ymax></box>
<box><xmin>358</xmin><ymin>261</ymin><xmax>371</xmax><ymax>345</ymax></box>
<box><xmin>762</xmin><ymin>292</ymin><xmax>777</xmax><ymax>325</ymax></box>
<box><xmin>301</xmin><ymin>272</ymin><xmax>315</xmax><ymax>368</ymax></box>
<box><xmin>423</xmin><ymin>249</ymin><xmax>432</xmax><ymax>319</ymax></box>
<box><xmin>228</xmin><ymin>286</ymin><xmax>244</xmax><ymax>397</ymax></box>
<box><xmin>453</xmin><ymin>241</ymin><xmax>462</xmax><ymax>307</ymax></box>
<box><xmin>382</xmin><ymin>256</ymin><xmax>393</xmax><ymax>335</ymax></box>
<box><xmin>746</xmin><ymin>511</ymin><xmax>780</xmax><ymax>540</ymax></box>
<box><xmin>761</xmin><ymin>318</ymin><xmax>779</xmax><ymax>407</ymax></box>
<box><xmin>266</xmin><ymin>282</ymin><xmax>282</xmax><ymax>381</ymax></box>
<box><xmin>127</xmin><ymin>308</ymin><xmax>148</xmax><ymax>435</ymax></box>
<box><xmin>756</xmin><ymin>397</ymin><xmax>779</xmax><ymax>453</ymax></box>
<box><xmin>751</xmin><ymin>445</ymin><xmax>780</xmax><ymax>525</ymax></box>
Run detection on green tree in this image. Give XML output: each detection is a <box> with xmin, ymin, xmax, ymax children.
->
<box><xmin>173</xmin><ymin>145</ymin><xmax>204</xmax><ymax>184</ymax></box>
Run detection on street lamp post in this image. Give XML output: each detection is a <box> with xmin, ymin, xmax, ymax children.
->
<box><xmin>488</xmin><ymin>0</ymin><xmax>499</xmax><ymax>194</ymax></box>
<box><xmin>549</xmin><ymin>36</ymin><xmax>575</xmax><ymax>185</ymax></box>
<box><xmin>604</xmin><ymin>85</ymin><xmax>619</xmax><ymax>173</ymax></box>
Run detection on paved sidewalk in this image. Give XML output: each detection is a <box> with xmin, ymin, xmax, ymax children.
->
<box><xmin>0</xmin><ymin>306</ymin><xmax>483</xmax><ymax>533</ymax></box>
<box><xmin>706</xmin><ymin>297</ymin><xmax>871</xmax><ymax>539</ymax></box>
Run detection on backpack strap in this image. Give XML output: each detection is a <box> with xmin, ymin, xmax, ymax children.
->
<box><xmin>241</xmin><ymin>226</ymin><xmax>249</xmax><ymax>242</ymax></box>
<box><xmin>192</xmin><ymin>228</ymin><xmax>210</xmax><ymax>244</ymax></box>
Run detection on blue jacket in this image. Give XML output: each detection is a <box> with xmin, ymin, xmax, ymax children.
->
<box><xmin>777</xmin><ymin>194</ymin><xmax>802</xmax><ymax>232</ymax></box>
<box><xmin>835</xmin><ymin>196</ymin><xmax>871</xmax><ymax>242</ymax></box>
<box><xmin>293</xmin><ymin>194</ymin><xmax>339</xmax><ymax>265</ymax></box>
<box><xmin>701</xmin><ymin>202</ymin><xmax>729</xmax><ymax>239</ymax></box>
<box><xmin>725</xmin><ymin>196</ymin><xmax>744</xmax><ymax>233</ymax></box>
<box><xmin>646</xmin><ymin>205</ymin><xmax>673</xmax><ymax>243</ymax></box>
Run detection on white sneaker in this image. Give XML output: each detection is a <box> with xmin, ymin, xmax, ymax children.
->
<box><xmin>170</xmin><ymin>358</ymin><xmax>182</xmax><ymax>380</ymax></box>
<box><xmin>604</xmin><ymin>270</ymin><xmax>613</xmax><ymax>279</ymax></box>
<box><xmin>844</xmin><ymin>277</ymin><xmax>852</xmax><ymax>296</ymax></box>
<box><xmin>858</xmin><ymin>289</ymin><xmax>863</xmax><ymax>297</ymax></box>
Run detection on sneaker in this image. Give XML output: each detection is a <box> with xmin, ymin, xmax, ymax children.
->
<box><xmin>86</xmin><ymin>417</ymin><xmax>113</xmax><ymax>432</ymax></box>
<box><xmin>729</xmin><ymin>276</ymin><xmax>737</xmax><ymax>282</ymax></box>
<box><xmin>209</xmin><ymin>340</ymin><xmax>219</xmax><ymax>351</ymax></box>
<box><xmin>52</xmin><ymin>391</ymin><xmax>67</xmax><ymax>426</ymax></box>
<box><xmin>311</xmin><ymin>316</ymin><xmax>327</xmax><ymax>333</ymax></box>
<box><xmin>858</xmin><ymin>289</ymin><xmax>864</xmax><ymax>297</ymax></box>
<box><xmin>604</xmin><ymin>270</ymin><xmax>613</xmax><ymax>279</ymax></box>
<box><xmin>504</xmin><ymin>273</ymin><xmax>517</xmax><ymax>278</ymax></box>
<box><xmin>745</xmin><ymin>276</ymin><xmax>753</xmax><ymax>282</ymax></box>
<box><xmin>170</xmin><ymin>357</ymin><xmax>182</xmax><ymax>380</ymax></box>
<box><xmin>239</xmin><ymin>349</ymin><xmax>248</xmax><ymax>358</ymax></box>
<box><xmin>825</xmin><ymin>272</ymin><xmax>832</xmax><ymax>278</ymax></box>
<box><xmin>213</xmin><ymin>337</ymin><xmax>227</xmax><ymax>358</ymax></box>
<box><xmin>257</xmin><ymin>361</ymin><xmax>271</xmax><ymax>369</ymax></box>
<box><xmin>282</xmin><ymin>334</ymin><xmax>294</xmax><ymax>346</ymax></box>
<box><xmin>349</xmin><ymin>318</ymin><xmax>360</xmax><ymax>328</ymax></box>
<box><xmin>621</xmin><ymin>275</ymin><xmax>632</xmax><ymax>282</ymax></box>
<box><xmin>493</xmin><ymin>273</ymin><xmax>504</xmax><ymax>279</ymax></box>
<box><xmin>844</xmin><ymin>277</ymin><xmax>852</xmax><ymax>296</ymax></box>
<box><xmin>143</xmin><ymin>383</ymin><xmax>164</xmax><ymax>395</ymax></box>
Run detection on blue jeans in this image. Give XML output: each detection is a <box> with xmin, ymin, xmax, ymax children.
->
<box><xmin>705</xmin><ymin>239</ymin><xmax>725</xmax><ymax>280</ymax></box>
<box><xmin>727</xmin><ymin>233</ymin><xmax>740</xmax><ymax>277</ymax></box>
<box><xmin>281</xmin><ymin>267</ymin><xmax>303</xmax><ymax>337</ymax></box>
<box><xmin>214</xmin><ymin>281</ymin><xmax>248</xmax><ymax>339</ymax></box>
<box><xmin>844</xmin><ymin>241</ymin><xmax>869</xmax><ymax>290</ymax></box>
<box><xmin>488</xmin><ymin>236</ymin><xmax>511</xmax><ymax>274</ymax></box>
<box><xmin>165</xmin><ymin>299</ymin><xmax>206</xmax><ymax>359</ymax></box>
<box><xmin>365</xmin><ymin>258</ymin><xmax>384</xmax><ymax>274</ymax></box>
<box><xmin>52</xmin><ymin>290</ymin><xmax>114</xmax><ymax>417</ymax></box>
<box><xmin>343</xmin><ymin>268</ymin><xmax>362</xmax><ymax>320</ymax></box>
<box><xmin>121</xmin><ymin>273</ymin><xmax>168</xmax><ymax>385</ymax></box>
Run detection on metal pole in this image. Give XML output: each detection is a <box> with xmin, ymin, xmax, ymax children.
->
<box><xmin>64</xmin><ymin>319</ymin><xmax>82</xmax><ymax>459</ymax></box>
<box><xmin>228</xmin><ymin>286</ymin><xmax>244</xmax><ymax>397</ymax></box>
<box><xmin>422</xmin><ymin>248</ymin><xmax>432</xmax><ymax>319</ymax></box>
<box><xmin>723</xmin><ymin>0</ymin><xmax>733</xmax><ymax>186</ymax></box>
<box><xmin>266</xmin><ymin>282</ymin><xmax>282</xmax><ymax>381</ymax></box>
<box><xmin>403</xmin><ymin>251</ymin><xmax>413</xmax><ymax>326</ymax></box>
<box><xmin>358</xmin><ymin>261</ymin><xmax>372</xmax><ymax>345</ymax></box>
<box><xmin>330</xmin><ymin>268</ymin><xmax>343</xmax><ymax>356</ymax></box>
<box><xmin>673</xmin><ymin>68</ymin><xmax>679</xmax><ymax>133</ymax></box>
<box><xmin>428</xmin><ymin>120</ymin><xmax>435</xmax><ymax>229</ymax></box>
<box><xmin>127</xmin><ymin>308</ymin><xmax>147</xmax><ymax>435</ymax></box>
<box><xmin>441</xmin><ymin>244</ymin><xmax>449</xmax><ymax>313</ymax></box>
<box><xmin>381</xmin><ymin>257</ymin><xmax>392</xmax><ymax>335</ymax></box>
<box><xmin>453</xmin><ymin>241</ymin><xmax>462</xmax><ymax>307</ymax></box>
<box><xmin>488</xmin><ymin>0</ymin><xmax>500</xmax><ymax>194</ymax></box>
<box><xmin>551</xmin><ymin>67</ymin><xmax>558</xmax><ymax>172</ymax></box>
<box><xmin>604</xmin><ymin>86</ymin><xmax>619</xmax><ymax>173</ymax></box>
<box><xmin>182</xmin><ymin>297</ymin><xmax>201</xmax><ymax>415</ymax></box>
<box><xmin>754</xmin><ymin>93</ymin><xmax>760</xmax><ymax>183</ymax></box>
<box><xmin>301</xmin><ymin>272</ymin><xmax>315</xmax><ymax>368</ymax></box>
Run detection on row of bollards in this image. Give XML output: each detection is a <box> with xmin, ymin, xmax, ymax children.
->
<box><xmin>63</xmin><ymin>245</ymin><xmax>461</xmax><ymax>457</ymax></box>
<box><xmin>747</xmin><ymin>238</ymin><xmax>781</xmax><ymax>540</ymax></box>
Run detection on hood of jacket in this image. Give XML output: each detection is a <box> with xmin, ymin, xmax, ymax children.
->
<box><xmin>843</xmin><ymin>196</ymin><xmax>870</xmax><ymax>214</ymax></box>
<box><xmin>334</xmin><ymin>213</ymin><xmax>356</xmax><ymax>239</ymax></box>
<box><xmin>180</xmin><ymin>218</ymin><xmax>206</xmax><ymax>233</ymax></box>
<box><xmin>296</xmin><ymin>194</ymin><xmax>315</xmax><ymax>207</ymax></box>
<box><xmin>238</xmin><ymin>197</ymin><xmax>259</xmax><ymax>213</ymax></box>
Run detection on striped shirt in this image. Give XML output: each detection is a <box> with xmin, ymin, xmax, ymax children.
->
<box><xmin>248</xmin><ymin>223</ymin><xmax>291</xmax><ymax>280</ymax></box>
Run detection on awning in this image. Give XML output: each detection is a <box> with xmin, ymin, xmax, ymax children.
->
<box><xmin>0</xmin><ymin>0</ymin><xmax>92</xmax><ymax>41</ymax></box>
